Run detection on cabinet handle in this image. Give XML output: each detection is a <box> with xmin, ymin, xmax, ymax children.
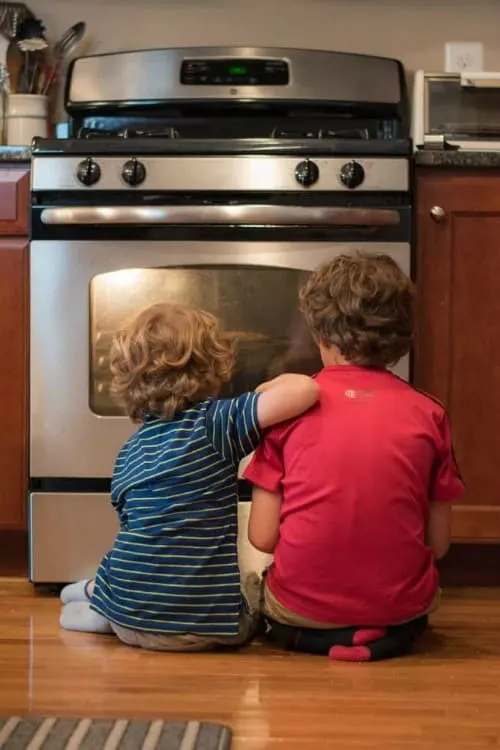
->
<box><xmin>430</xmin><ymin>206</ymin><xmax>446</xmax><ymax>222</ymax></box>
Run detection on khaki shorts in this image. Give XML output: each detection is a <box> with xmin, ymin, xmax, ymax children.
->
<box><xmin>110</xmin><ymin>574</ymin><xmax>261</xmax><ymax>652</ymax></box>
<box><xmin>263</xmin><ymin>582</ymin><xmax>441</xmax><ymax>629</ymax></box>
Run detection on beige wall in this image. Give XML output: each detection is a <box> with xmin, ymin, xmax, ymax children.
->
<box><xmin>28</xmin><ymin>0</ymin><xmax>500</xmax><ymax>74</ymax></box>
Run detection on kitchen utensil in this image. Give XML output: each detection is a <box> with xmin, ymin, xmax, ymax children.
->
<box><xmin>43</xmin><ymin>21</ymin><xmax>85</xmax><ymax>95</ymax></box>
<box><xmin>6</xmin><ymin>35</ymin><xmax>21</xmax><ymax>93</ymax></box>
<box><xmin>0</xmin><ymin>35</ymin><xmax>9</xmax><ymax>93</ymax></box>
<box><xmin>0</xmin><ymin>3</ymin><xmax>26</xmax><ymax>40</ymax></box>
<box><xmin>17</xmin><ymin>17</ymin><xmax>47</xmax><ymax>51</ymax></box>
<box><xmin>27</xmin><ymin>50</ymin><xmax>42</xmax><ymax>94</ymax></box>
<box><xmin>3</xmin><ymin>5</ymin><xmax>21</xmax><ymax>93</ymax></box>
<box><xmin>36</xmin><ymin>62</ymin><xmax>48</xmax><ymax>95</ymax></box>
<box><xmin>16</xmin><ymin>17</ymin><xmax>47</xmax><ymax>93</ymax></box>
<box><xmin>0</xmin><ymin>9</ymin><xmax>9</xmax><ymax>88</ymax></box>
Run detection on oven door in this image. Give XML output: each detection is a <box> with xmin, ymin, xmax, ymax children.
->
<box><xmin>30</xmin><ymin>238</ymin><xmax>410</xmax><ymax>479</ymax></box>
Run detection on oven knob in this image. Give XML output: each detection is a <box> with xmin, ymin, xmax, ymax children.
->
<box><xmin>294</xmin><ymin>159</ymin><xmax>320</xmax><ymax>187</ymax></box>
<box><xmin>339</xmin><ymin>160</ymin><xmax>365</xmax><ymax>189</ymax></box>
<box><xmin>76</xmin><ymin>158</ymin><xmax>101</xmax><ymax>186</ymax></box>
<box><xmin>122</xmin><ymin>159</ymin><xmax>146</xmax><ymax>187</ymax></box>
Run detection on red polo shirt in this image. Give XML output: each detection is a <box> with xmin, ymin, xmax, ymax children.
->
<box><xmin>245</xmin><ymin>366</ymin><xmax>465</xmax><ymax>626</ymax></box>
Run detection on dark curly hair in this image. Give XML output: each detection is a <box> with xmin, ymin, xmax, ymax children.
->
<box><xmin>110</xmin><ymin>303</ymin><xmax>235</xmax><ymax>423</ymax></box>
<box><xmin>299</xmin><ymin>253</ymin><xmax>415</xmax><ymax>368</ymax></box>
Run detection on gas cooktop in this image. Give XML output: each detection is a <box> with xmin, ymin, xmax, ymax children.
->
<box><xmin>32</xmin><ymin>47</ymin><xmax>412</xmax><ymax>190</ymax></box>
<box><xmin>78</xmin><ymin>126</ymin><xmax>372</xmax><ymax>140</ymax></box>
<box><xmin>34</xmin><ymin>47</ymin><xmax>411</xmax><ymax>159</ymax></box>
<box><xmin>32</xmin><ymin>137</ymin><xmax>411</xmax><ymax>157</ymax></box>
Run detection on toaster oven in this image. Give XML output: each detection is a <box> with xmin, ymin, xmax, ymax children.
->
<box><xmin>412</xmin><ymin>70</ymin><xmax>500</xmax><ymax>151</ymax></box>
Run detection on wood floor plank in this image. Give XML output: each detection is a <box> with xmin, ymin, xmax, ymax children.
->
<box><xmin>0</xmin><ymin>580</ymin><xmax>499</xmax><ymax>748</ymax></box>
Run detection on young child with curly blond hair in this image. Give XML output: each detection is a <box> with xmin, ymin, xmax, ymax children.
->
<box><xmin>245</xmin><ymin>253</ymin><xmax>465</xmax><ymax>662</ymax></box>
<box><xmin>60</xmin><ymin>303</ymin><xmax>318</xmax><ymax>651</ymax></box>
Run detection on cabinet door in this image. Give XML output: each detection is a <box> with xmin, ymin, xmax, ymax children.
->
<box><xmin>415</xmin><ymin>170</ymin><xmax>500</xmax><ymax>542</ymax></box>
<box><xmin>0</xmin><ymin>168</ymin><xmax>29</xmax><ymax>235</ymax></box>
<box><xmin>0</xmin><ymin>239</ymin><xmax>28</xmax><ymax>529</ymax></box>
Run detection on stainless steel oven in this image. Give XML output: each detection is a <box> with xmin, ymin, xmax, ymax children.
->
<box><xmin>31</xmin><ymin>235</ymin><xmax>410</xmax><ymax>480</ymax></box>
<box><xmin>29</xmin><ymin>46</ymin><xmax>411</xmax><ymax>582</ymax></box>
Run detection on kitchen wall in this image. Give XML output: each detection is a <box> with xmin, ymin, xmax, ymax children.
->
<box><xmin>28</xmin><ymin>0</ymin><xmax>500</xmax><ymax>73</ymax></box>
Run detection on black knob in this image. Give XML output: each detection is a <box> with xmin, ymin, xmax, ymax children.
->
<box><xmin>122</xmin><ymin>158</ymin><xmax>146</xmax><ymax>187</ymax></box>
<box><xmin>76</xmin><ymin>158</ymin><xmax>101</xmax><ymax>186</ymax></box>
<box><xmin>295</xmin><ymin>159</ymin><xmax>320</xmax><ymax>187</ymax></box>
<box><xmin>339</xmin><ymin>161</ymin><xmax>365</xmax><ymax>190</ymax></box>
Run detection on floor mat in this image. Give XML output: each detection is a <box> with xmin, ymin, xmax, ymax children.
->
<box><xmin>0</xmin><ymin>717</ymin><xmax>232</xmax><ymax>750</ymax></box>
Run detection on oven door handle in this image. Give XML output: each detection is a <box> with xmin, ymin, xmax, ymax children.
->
<box><xmin>39</xmin><ymin>205</ymin><xmax>401</xmax><ymax>227</ymax></box>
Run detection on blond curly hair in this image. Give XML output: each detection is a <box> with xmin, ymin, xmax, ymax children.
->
<box><xmin>299</xmin><ymin>253</ymin><xmax>415</xmax><ymax>368</ymax></box>
<box><xmin>109</xmin><ymin>303</ymin><xmax>235</xmax><ymax>423</ymax></box>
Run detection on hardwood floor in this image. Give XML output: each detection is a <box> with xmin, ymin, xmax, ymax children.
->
<box><xmin>1</xmin><ymin>580</ymin><xmax>500</xmax><ymax>749</ymax></box>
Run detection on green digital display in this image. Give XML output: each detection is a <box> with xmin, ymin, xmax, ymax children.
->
<box><xmin>228</xmin><ymin>65</ymin><xmax>248</xmax><ymax>76</ymax></box>
<box><xmin>181</xmin><ymin>59</ymin><xmax>289</xmax><ymax>85</ymax></box>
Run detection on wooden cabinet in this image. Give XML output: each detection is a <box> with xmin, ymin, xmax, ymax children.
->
<box><xmin>415</xmin><ymin>169</ymin><xmax>500</xmax><ymax>542</ymax></box>
<box><xmin>0</xmin><ymin>166</ymin><xmax>29</xmax><ymax>532</ymax></box>
<box><xmin>0</xmin><ymin>168</ymin><xmax>29</xmax><ymax>235</ymax></box>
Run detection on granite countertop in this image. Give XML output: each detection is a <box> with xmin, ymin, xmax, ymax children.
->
<box><xmin>415</xmin><ymin>150</ymin><xmax>500</xmax><ymax>168</ymax></box>
<box><xmin>0</xmin><ymin>146</ymin><xmax>32</xmax><ymax>162</ymax></box>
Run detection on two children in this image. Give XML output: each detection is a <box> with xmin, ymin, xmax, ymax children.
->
<box><xmin>60</xmin><ymin>252</ymin><xmax>464</xmax><ymax>660</ymax></box>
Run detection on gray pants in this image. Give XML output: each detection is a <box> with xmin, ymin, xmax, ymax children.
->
<box><xmin>111</xmin><ymin>607</ymin><xmax>257</xmax><ymax>652</ymax></box>
<box><xmin>60</xmin><ymin>573</ymin><xmax>261</xmax><ymax>652</ymax></box>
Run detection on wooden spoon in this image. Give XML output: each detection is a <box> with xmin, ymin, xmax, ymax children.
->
<box><xmin>6</xmin><ymin>39</ymin><xmax>22</xmax><ymax>93</ymax></box>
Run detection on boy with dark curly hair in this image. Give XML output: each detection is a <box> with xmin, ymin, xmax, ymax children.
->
<box><xmin>245</xmin><ymin>253</ymin><xmax>465</xmax><ymax>662</ymax></box>
<box><xmin>59</xmin><ymin>303</ymin><xmax>319</xmax><ymax>651</ymax></box>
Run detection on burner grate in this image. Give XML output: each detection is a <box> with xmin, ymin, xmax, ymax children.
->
<box><xmin>271</xmin><ymin>128</ymin><xmax>320</xmax><ymax>139</ymax></box>
<box><xmin>271</xmin><ymin>127</ymin><xmax>370</xmax><ymax>140</ymax></box>
<box><xmin>79</xmin><ymin>127</ymin><xmax>179</xmax><ymax>139</ymax></box>
<box><xmin>321</xmin><ymin>128</ymin><xmax>369</xmax><ymax>139</ymax></box>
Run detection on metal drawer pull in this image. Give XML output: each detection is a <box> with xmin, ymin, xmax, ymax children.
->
<box><xmin>430</xmin><ymin>206</ymin><xmax>446</xmax><ymax>223</ymax></box>
<box><xmin>40</xmin><ymin>205</ymin><xmax>401</xmax><ymax>227</ymax></box>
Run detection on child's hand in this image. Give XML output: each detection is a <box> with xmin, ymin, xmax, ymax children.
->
<box><xmin>255</xmin><ymin>374</ymin><xmax>292</xmax><ymax>393</ymax></box>
<box><xmin>256</xmin><ymin>373</ymin><xmax>313</xmax><ymax>393</ymax></box>
<box><xmin>255</xmin><ymin>379</ymin><xmax>273</xmax><ymax>394</ymax></box>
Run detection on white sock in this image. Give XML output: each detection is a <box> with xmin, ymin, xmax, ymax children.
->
<box><xmin>60</xmin><ymin>601</ymin><xmax>113</xmax><ymax>634</ymax></box>
<box><xmin>60</xmin><ymin>579</ymin><xmax>92</xmax><ymax>604</ymax></box>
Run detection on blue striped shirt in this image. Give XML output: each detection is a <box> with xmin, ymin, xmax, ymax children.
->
<box><xmin>90</xmin><ymin>392</ymin><xmax>261</xmax><ymax>636</ymax></box>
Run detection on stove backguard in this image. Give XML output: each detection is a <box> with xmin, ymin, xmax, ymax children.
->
<box><xmin>63</xmin><ymin>47</ymin><xmax>409</xmax><ymax>141</ymax></box>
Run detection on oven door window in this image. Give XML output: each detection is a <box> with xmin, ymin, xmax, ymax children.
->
<box><xmin>90</xmin><ymin>266</ymin><xmax>321</xmax><ymax>416</ymax></box>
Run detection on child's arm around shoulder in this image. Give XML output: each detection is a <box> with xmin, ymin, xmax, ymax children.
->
<box><xmin>204</xmin><ymin>374</ymin><xmax>318</xmax><ymax>465</ymax></box>
<box><xmin>255</xmin><ymin>373</ymin><xmax>319</xmax><ymax>428</ymax></box>
<box><xmin>244</xmin><ymin>417</ymin><xmax>290</xmax><ymax>552</ymax></box>
<box><xmin>244</xmin><ymin>374</ymin><xmax>319</xmax><ymax>551</ymax></box>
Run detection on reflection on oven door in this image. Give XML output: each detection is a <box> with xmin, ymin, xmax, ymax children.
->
<box><xmin>90</xmin><ymin>266</ymin><xmax>322</xmax><ymax>416</ymax></box>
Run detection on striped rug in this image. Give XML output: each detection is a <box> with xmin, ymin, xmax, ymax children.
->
<box><xmin>0</xmin><ymin>718</ymin><xmax>231</xmax><ymax>750</ymax></box>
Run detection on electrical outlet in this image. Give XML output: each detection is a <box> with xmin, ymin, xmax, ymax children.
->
<box><xmin>445</xmin><ymin>42</ymin><xmax>484</xmax><ymax>73</ymax></box>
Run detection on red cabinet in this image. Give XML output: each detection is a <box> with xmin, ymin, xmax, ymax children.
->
<box><xmin>0</xmin><ymin>167</ymin><xmax>29</xmax><ymax>536</ymax></box>
<box><xmin>415</xmin><ymin>169</ymin><xmax>500</xmax><ymax>542</ymax></box>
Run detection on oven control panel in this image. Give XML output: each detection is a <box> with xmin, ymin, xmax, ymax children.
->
<box><xmin>180</xmin><ymin>58</ymin><xmax>290</xmax><ymax>86</ymax></box>
<box><xmin>33</xmin><ymin>156</ymin><xmax>409</xmax><ymax>192</ymax></box>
